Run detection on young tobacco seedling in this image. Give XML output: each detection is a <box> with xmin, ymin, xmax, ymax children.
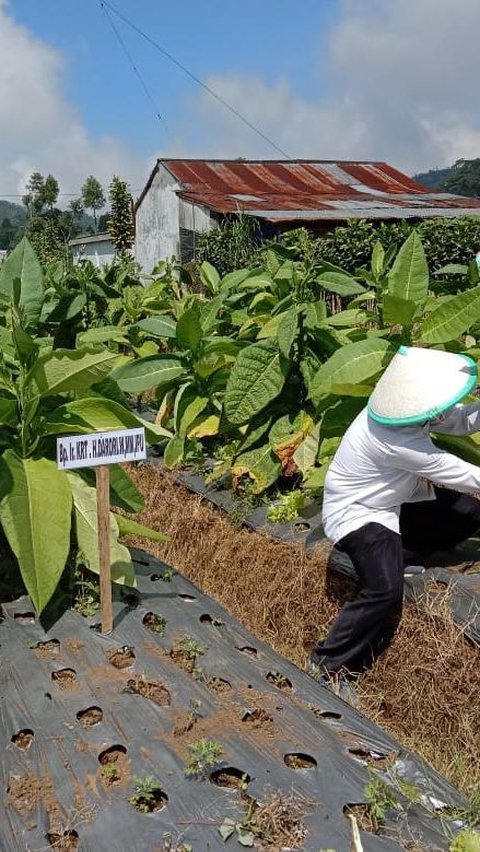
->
<box><xmin>101</xmin><ymin>761</ymin><xmax>119</xmax><ymax>783</ymax></box>
<box><xmin>267</xmin><ymin>491</ymin><xmax>305</xmax><ymax>524</ymax></box>
<box><xmin>184</xmin><ymin>738</ymin><xmax>223</xmax><ymax>777</ymax></box>
<box><xmin>177</xmin><ymin>635</ymin><xmax>205</xmax><ymax>671</ymax></box>
<box><xmin>129</xmin><ymin>775</ymin><xmax>160</xmax><ymax>812</ymax></box>
<box><xmin>364</xmin><ymin>771</ymin><xmax>399</xmax><ymax>831</ymax></box>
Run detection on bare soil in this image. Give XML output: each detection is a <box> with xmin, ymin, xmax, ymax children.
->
<box><xmin>76</xmin><ymin>706</ymin><xmax>103</xmax><ymax>727</ymax></box>
<box><xmin>51</xmin><ymin>668</ymin><xmax>78</xmax><ymax>689</ymax></box>
<box><xmin>47</xmin><ymin>830</ymin><xmax>79</xmax><ymax>851</ymax></box>
<box><xmin>124</xmin><ymin>675</ymin><xmax>171</xmax><ymax>706</ymax></box>
<box><xmin>107</xmin><ymin>647</ymin><xmax>136</xmax><ymax>670</ymax></box>
<box><xmin>126</xmin><ymin>466</ymin><xmax>480</xmax><ymax>796</ymax></box>
<box><xmin>11</xmin><ymin>729</ymin><xmax>34</xmax><ymax>750</ymax></box>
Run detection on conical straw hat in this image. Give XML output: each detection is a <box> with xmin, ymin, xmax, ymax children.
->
<box><xmin>368</xmin><ymin>345</ymin><xmax>477</xmax><ymax>426</ymax></box>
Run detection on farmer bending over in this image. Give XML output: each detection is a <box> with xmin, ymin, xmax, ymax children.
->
<box><xmin>308</xmin><ymin>345</ymin><xmax>480</xmax><ymax>701</ymax></box>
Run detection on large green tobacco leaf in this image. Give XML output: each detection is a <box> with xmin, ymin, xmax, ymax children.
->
<box><xmin>0</xmin><ymin>398</ymin><xmax>17</xmax><ymax>427</ymax></box>
<box><xmin>293</xmin><ymin>423</ymin><xmax>320</xmax><ymax>474</ymax></box>
<box><xmin>387</xmin><ymin>231</ymin><xmax>428</xmax><ymax>306</ymax></box>
<box><xmin>324</xmin><ymin>309</ymin><xmax>372</xmax><ymax>328</ymax></box>
<box><xmin>277</xmin><ymin>309</ymin><xmax>298</xmax><ymax>359</ymax></box>
<box><xmin>382</xmin><ymin>294</ymin><xmax>417</xmax><ymax>327</ymax></box>
<box><xmin>309</xmin><ymin>338</ymin><xmax>394</xmax><ymax>407</ymax></box>
<box><xmin>432</xmin><ymin>433</ymin><xmax>480</xmax><ymax>466</ymax></box>
<box><xmin>134</xmin><ymin>316</ymin><xmax>177</xmax><ymax>339</ymax></box>
<box><xmin>0</xmin><ymin>237</ymin><xmax>44</xmax><ymax>329</ymax></box>
<box><xmin>317</xmin><ymin>271</ymin><xmax>367</xmax><ymax>297</ymax></box>
<box><xmin>78</xmin><ymin>463</ymin><xmax>144</xmax><ymax>513</ymax></box>
<box><xmin>68</xmin><ymin>473</ymin><xmax>135</xmax><ymax>586</ymax></box>
<box><xmin>0</xmin><ymin>451</ymin><xmax>72</xmax><ymax>612</ymax></box>
<box><xmin>46</xmin><ymin>397</ymin><xmax>170</xmax><ymax>443</ymax></box>
<box><xmin>417</xmin><ymin>287</ymin><xmax>480</xmax><ymax>344</ymax></box>
<box><xmin>200</xmin><ymin>295</ymin><xmax>224</xmax><ymax>333</ymax></box>
<box><xmin>199</xmin><ymin>261</ymin><xmax>221</xmax><ymax>294</ymax></box>
<box><xmin>113</xmin><ymin>513</ymin><xmax>169</xmax><ymax>542</ymax></box>
<box><xmin>321</xmin><ymin>397</ymin><xmax>366</xmax><ymax>438</ymax></box>
<box><xmin>176</xmin><ymin>309</ymin><xmax>203</xmax><ymax>353</ymax></box>
<box><xmin>232</xmin><ymin>443</ymin><xmax>282</xmax><ymax>493</ymax></box>
<box><xmin>76</xmin><ymin>326</ymin><xmax>129</xmax><ymax>347</ymax></box>
<box><xmin>224</xmin><ymin>339</ymin><xmax>288</xmax><ymax>426</ymax></box>
<box><xmin>113</xmin><ymin>354</ymin><xmax>185</xmax><ymax>393</ymax></box>
<box><xmin>163</xmin><ymin>435</ymin><xmax>185</xmax><ymax>468</ymax></box>
<box><xmin>28</xmin><ymin>348</ymin><xmax>118</xmax><ymax>399</ymax></box>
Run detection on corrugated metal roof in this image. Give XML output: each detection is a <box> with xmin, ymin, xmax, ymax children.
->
<box><xmin>136</xmin><ymin>159</ymin><xmax>480</xmax><ymax>221</ymax></box>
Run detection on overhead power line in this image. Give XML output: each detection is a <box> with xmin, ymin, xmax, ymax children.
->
<box><xmin>99</xmin><ymin>1</ymin><xmax>167</xmax><ymax>130</ymax></box>
<box><xmin>99</xmin><ymin>0</ymin><xmax>292</xmax><ymax>160</ymax></box>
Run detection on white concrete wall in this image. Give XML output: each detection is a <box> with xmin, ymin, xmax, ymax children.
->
<box><xmin>135</xmin><ymin>166</ymin><xmax>181</xmax><ymax>273</ymax></box>
<box><xmin>71</xmin><ymin>239</ymin><xmax>115</xmax><ymax>267</ymax></box>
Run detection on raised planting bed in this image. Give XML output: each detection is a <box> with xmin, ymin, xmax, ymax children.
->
<box><xmin>151</xmin><ymin>456</ymin><xmax>480</xmax><ymax>648</ymax></box>
<box><xmin>0</xmin><ymin>548</ymin><xmax>472</xmax><ymax>851</ymax></box>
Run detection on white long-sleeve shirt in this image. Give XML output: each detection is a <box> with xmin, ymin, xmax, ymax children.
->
<box><xmin>322</xmin><ymin>402</ymin><xmax>480</xmax><ymax>544</ymax></box>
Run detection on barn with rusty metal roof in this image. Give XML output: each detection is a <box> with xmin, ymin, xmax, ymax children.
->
<box><xmin>134</xmin><ymin>158</ymin><xmax>480</xmax><ymax>272</ymax></box>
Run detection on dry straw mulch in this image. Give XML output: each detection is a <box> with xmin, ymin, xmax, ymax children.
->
<box><xmin>127</xmin><ymin>465</ymin><xmax>480</xmax><ymax>797</ymax></box>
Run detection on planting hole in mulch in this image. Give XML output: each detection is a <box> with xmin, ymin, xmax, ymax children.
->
<box><xmin>241</xmin><ymin>709</ymin><xmax>274</xmax><ymax>733</ymax></box>
<box><xmin>236</xmin><ymin>645</ymin><xmax>257</xmax><ymax>657</ymax></box>
<box><xmin>130</xmin><ymin>787</ymin><xmax>168</xmax><ymax>814</ymax></box>
<box><xmin>107</xmin><ymin>646</ymin><xmax>135</xmax><ymax>670</ymax></box>
<box><xmin>284</xmin><ymin>752</ymin><xmax>317</xmax><ymax>770</ymax></box>
<box><xmin>51</xmin><ymin>668</ymin><xmax>77</xmax><ymax>688</ymax></box>
<box><xmin>76</xmin><ymin>706</ymin><xmax>103</xmax><ymax>727</ymax></box>
<box><xmin>13</xmin><ymin>612</ymin><xmax>35</xmax><ymax>624</ymax></box>
<box><xmin>348</xmin><ymin>747</ymin><xmax>398</xmax><ymax>770</ymax></box>
<box><xmin>142</xmin><ymin>612</ymin><xmax>167</xmax><ymax>635</ymax></box>
<box><xmin>205</xmin><ymin>677</ymin><xmax>232</xmax><ymax>694</ymax></box>
<box><xmin>178</xmin><ymin>593</ymin><xmax>196</xmax><ymax>602</ymax></box>
<box><xmin>266</xmin><ymin>671</ymin><xmax>293</xmax><ymax>692</ymax></box>
<box><xmin>199</xmin><ymin>613</ymin><xmax>223</xmax><ymax>626</ymax></box>
<box><xmin>294</xmin><ymin>521</ymin><xmax>310</xmax><ymax>532</ymax></box>
<box><xmin>11</xmin><ymin>729</ymin><xmax>34</xmax><ymax>750</ymax></box>
<box><xmin>343</xmin><ymin>803</ymin><xmax>376</xmax><ymax>833</ymax></box>
<box><xmin>89</xmin><ymin>623</ymin><xmax>101</xmax><ymax>633</ymax></box>
<box><xmin>98</xmin><ymin>745</ymin><xmax>128</xmax><ymax>786</ymax></box>
<box><xmin>309</xmin><ymin>706</ymin><xmax>342</xmax><ymax>721</ymax></box>
<box><xmin>46</xmin><ymin>829</ymin><xmax>79</xmax><ymax>851</ymax></box>
<box><xmin>31</xmin><ymin>639</ymin><xmax>60</xmax><ymax>654</ymax></box>
<box><xmin>123</xmin><ymin>675</ymin><xmax>171</xmax><ymax>706</ymax></box>
<box><xmin>210</xmin><ymin>767</ymin><xmax>251</xmax><ymax>790</ymax></box>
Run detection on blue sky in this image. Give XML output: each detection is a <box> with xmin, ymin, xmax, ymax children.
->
<box><xmin>2</xmin><ymin>1</ymin><xmax>480</xmax><ymax>199</ymax></box>
<box><xmin>11</xmin><ymin>0</ymin><xmax>339</xmax><ymax>160</ymax></box>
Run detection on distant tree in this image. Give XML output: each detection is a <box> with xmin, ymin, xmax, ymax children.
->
<box><xmin>107</xmin><ymin>176</ymin><xmax>134</xmax><ymax>256</ymax></box>
<box><xmin>69</xmin><ymin>198</ymin><xmax>84</xmax><ymax>221</ymax></box>
<box><xmin>22</xmin><ymin>172</ymin><xmax>45</xmax><ymax>217</ymax></box>
<box><xmin>441</xmin><ymin>158</ymin><xmax>480</xmax><ymax>199</ymax></box>
<box><xmin>98</xmin><ymin>211</ymin><xmax>110</xmax><ymax>232</ymax></box>
<box><xmin>81</xmin><ymin>176</ymin><xmax>106</xmax><ymax>230</ymax></box>
<box><xmin>0</xmin><ymin>217</ymin><xmax>17</xmax><ymax>250</ymax></box>
<box><xmin>42</xmin><ymin>174</ymin><xmax>59</xmax><ymax>213</ymax></box>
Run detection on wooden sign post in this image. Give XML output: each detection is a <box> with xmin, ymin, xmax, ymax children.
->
<box><xmin>57</xmin><ymin>427</ymin><xmax>147</xmax><ymax>634</ymax></box>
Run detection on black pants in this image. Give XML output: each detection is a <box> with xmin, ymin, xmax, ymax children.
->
<box><xmin>312</xmin><ymin>488</ymin><xmax>480</xmax><ymax>676</ymax></box>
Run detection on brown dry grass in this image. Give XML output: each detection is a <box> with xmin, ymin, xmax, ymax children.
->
<box><xmin>127</xmin><ymin>465</ymin><xmax>480</xmax><ymax>797</ymax></box>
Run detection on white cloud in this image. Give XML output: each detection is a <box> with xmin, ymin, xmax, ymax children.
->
<box><xmin>187</xmin><ymin>0</ymin><xmax>480</xmax><ymax>173</ymax></box>
<box><xmin>0</xmin><ymin>1</ymin><xmax>152</xmax><ymax>203</ymax></box>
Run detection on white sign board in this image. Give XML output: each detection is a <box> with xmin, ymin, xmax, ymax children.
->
<box><xmin>57</xmin><ymin>427</ymin><xmax>146</xmax><ymax>470</ymax></box>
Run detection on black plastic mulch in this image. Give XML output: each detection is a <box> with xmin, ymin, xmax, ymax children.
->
<box><xmin>0</xmin><ymin>548</ymin><xmax>469</xmax><ymax>852</ymax></box>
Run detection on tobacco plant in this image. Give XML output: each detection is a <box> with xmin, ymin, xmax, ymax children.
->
<box><xmin>0</xmin><ymin>238</ymin><xmax>170</xmax><ymax>614</ymax></box>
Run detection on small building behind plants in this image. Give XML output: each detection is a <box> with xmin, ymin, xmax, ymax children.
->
<box><xmin>70</xmin><ymin>232</ymin><xmax>115</xmax><ymax>267</ymax></box>
<box><xmin>134</xmin><ymin>158</ymin><xmax>480</xmax><ymax>272</ymax></box>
